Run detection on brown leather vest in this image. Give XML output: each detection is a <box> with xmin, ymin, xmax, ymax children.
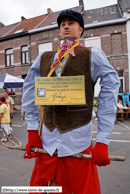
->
<box><xmin>40</xmin><ymin>46</ymin><xmax>95</xmax><ymax>134</ymax></box>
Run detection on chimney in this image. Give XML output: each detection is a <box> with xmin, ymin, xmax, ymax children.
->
<box><xmin>47</xmin><ymin>8</ymin><xmax>53</xmax><ymax>14</ymax></box>
<box><xmin>79</xmin><ymin>0</ymin><xmax>84</xmax><ymax>11</ymax></box>
<box><xmin>21</xmin><ymin>16</ymin><xmax>26</xmax><ymax>21</ymax></box>
<box><xmin>0</xmin><ymin>22</ymin><xmax>5</xmax><ymax>27</ymax></box>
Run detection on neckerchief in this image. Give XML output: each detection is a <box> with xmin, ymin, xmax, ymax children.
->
<box><xmin>51</xmin><ymin>39</ymin><xmax>86</xmax><ymax>68</ymax></box>
<box><xmin>2</xmin><ymin>102</ymin><xmax>8</xmax><ymax>106</ymax></box>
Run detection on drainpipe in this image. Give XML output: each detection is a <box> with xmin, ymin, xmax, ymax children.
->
<box><xmin>79</xmin><ymin>0</ymin><xmax>84</xmax><ymax>12</ymax></box>
<box><xmin>29</xmin><ymin>34</ymin><xmax>31</xmax><ymax>66</ymax></box>
<box><xmin>124</xmin><ymin>10</ymin><xmax>130</xmax><ymax>92</ymax></box>
<box><xmin>127</xmin><ymin>19</ymin><xmax>130</xmax><ymax>92</ymax></box>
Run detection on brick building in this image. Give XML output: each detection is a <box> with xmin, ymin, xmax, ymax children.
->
<box><xmin>0</xmin><ymin>0</ymin><xmax>130</xmax><ymax>104</ymax></box>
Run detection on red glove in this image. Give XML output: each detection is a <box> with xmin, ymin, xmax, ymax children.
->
<box><xmin>92</xmin><ymin>142</ymin><xmax>110</xmax><ymax>167</ymax></box>
<box><xmin>23</xmin><ymin>130</ymin><xmax>42</xmax><ymax>159</ymax></box>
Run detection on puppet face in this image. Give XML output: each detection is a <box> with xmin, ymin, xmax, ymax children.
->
<box><xmin>60</xmin><ymin>17</ymin><xmax>83</xmax><ymax>41</ymax></box>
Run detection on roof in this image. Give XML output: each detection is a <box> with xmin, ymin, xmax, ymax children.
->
<box><xmin>83</xmin><ymin>4</ymin><xmax>122</xmax><ymax>25</ymax></box>
<box><xmin>0</xmin><ymin>22</ymin><xmax>20</xmax><ymax>38</ymax></box>
<box><xmin>36</xmin><ymin>7</ymin><xmax>83</xmax><ymax>28</ymax></box>
<box><xmin>118</xmin><ymin>0</ymin><xmax>130</xmax><ymax>12</ymax></box>
<box><xmin>5</xmin><ymin>14</ymin><xmax>47</xmax><ymax>36</ymax></box>
<box><xmin>0</xmin><ymin>0</ymin><xmax>129</xmax><ymax>39</ymax></box>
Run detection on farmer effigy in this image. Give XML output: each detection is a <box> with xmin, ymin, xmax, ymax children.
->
<box><xmin>22</xmin><ymin>9</ymin><xmax>120</xmax><ymax>194</ymax></box>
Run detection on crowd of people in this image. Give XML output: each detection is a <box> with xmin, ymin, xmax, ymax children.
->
<box><xmin>116</xmin><ymin>90</ymin><xmax>130</xmax><ymax>122</ymax></box>
<box><xmin>92</xmin><ymin>90</ymin><xmax>130</xmax><ymax>123</ymax></box>
<box><xmin>93</xmin><ymin>90</ymin><xmax>130</xmax><ymax>123</ymax></box>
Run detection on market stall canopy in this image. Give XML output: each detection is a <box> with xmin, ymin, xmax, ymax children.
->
<box><xmin>0</xmin><ymin>73</ymin><xmax>24</xmax><ymax>89</ymax></box>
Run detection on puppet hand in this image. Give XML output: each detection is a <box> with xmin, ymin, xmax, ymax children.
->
<box><xmin>92</xmin><ymin>142</ymin><xmax>110</xmax><ymax>167</ymax></box>
<box><xmin>23</xmin><ymin>130</ymin><xmax>42</xmax><ymax>159</ymax></box>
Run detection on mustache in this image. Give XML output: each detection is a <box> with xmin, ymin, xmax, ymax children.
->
<box><xmin>63</xmin><ymin>31</ymin><xmax>70</xmax><ymax>34</ymax></box>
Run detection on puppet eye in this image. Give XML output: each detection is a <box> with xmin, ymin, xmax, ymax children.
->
<box><xmin>69</xmin><ymin>22</ymin><xmax>74</xmax><ymax>25</ymax></box>
<box><xmin>60</xmin><ymin>23</ymin><xmax>65</xmax><ymax>27</ymax></box>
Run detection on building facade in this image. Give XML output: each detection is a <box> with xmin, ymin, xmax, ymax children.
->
<box><xmin>0</xmin><ymin>0</ymin><xmax>130</xmax><ymax>104</ymax></box>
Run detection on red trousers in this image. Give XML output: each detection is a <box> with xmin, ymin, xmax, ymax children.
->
<box><xmin>30</xmin><ymin>142</ymin><xmax>100</xmax><ymax>194</ymax></box>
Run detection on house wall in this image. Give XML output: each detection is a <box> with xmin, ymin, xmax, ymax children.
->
<box><xmin>0</xmin><ymin>36</ymin><xmax>31</xmax><ymax>104</ymax></box>
<box><xmin>83</xmin><ymin>24</ymin><xmax>128</xmax><ymax>91</ymax></box>
<box><xmin>0</xmin><ymin>23</ymin><xmax>129</xmax><ymax>104</ymax></box>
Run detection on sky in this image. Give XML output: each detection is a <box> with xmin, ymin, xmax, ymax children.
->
<box><xmin>0</xmin><ymin>0</ymin><xmax>117</xmax><ymax>26</ymax></box>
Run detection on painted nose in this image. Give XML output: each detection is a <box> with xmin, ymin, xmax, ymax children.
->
<box><xmin>64</xmin><ymin>24</ymin><xmax>69</xmax><ymax>29</ymax></box>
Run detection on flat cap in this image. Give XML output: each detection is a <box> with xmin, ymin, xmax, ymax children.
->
<box><xmin>57</xmin><ymin>9</ymin><xmax>84</xmax><ymax>35</ymax></box>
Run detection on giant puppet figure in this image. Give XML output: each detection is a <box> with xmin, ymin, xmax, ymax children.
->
<box><xmin>22</xmin><ymin>9</ymin><xmax>120</xmax><ymax>194</ymax></box>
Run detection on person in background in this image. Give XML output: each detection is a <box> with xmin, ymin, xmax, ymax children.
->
<box><xmin>20</xmin><ymin>99</ymin><xmax>24</xmax><ymax>120</ymax></box>
<box><xmin>0</xmin><ymin>97</ymin><xmax>10</xmax><ymax>142</ymax></box>
<box><xmin>93</xmin><ymin>100</ymin><xmax>98</xmax><ymax>121</ymax></box>
<box><xmin>116</xmin><ymin>95</ymin><xmax>124</xmax><ymax>122</ymax></box>
<box><xmin>92</xmin><ymin>110</ymin><xmax>98</xmax><ymax>121</ymax></box>
<box><xmin>4</xmin><ymin>91</ymin><xmax>14</xmax><ymax>131</ymax></box>
<box><xmin>22</xmin><ymin>9</ymin><xmax>120</xmax><ymax>194</ymax></box>
<box><xmin>120</xmin><ymin>90</ymin><xmax>130</xmax><ymax>119</ymax></box>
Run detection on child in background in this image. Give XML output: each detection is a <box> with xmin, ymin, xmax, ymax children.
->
<box><xmin>0</xmin><ymin>97</ymin><xmax>11</xmax><ymax>142</ymax></box>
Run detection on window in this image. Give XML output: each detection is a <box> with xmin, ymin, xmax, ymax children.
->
<box><xmin>84</xmin><ymin>36</ymin><xmax>101</xmax><ymax>49</ymax></box>
<box><xmin>111</xmin><ymin>33</ymin><xmax>122</xmax><ymax>55</ymax></box>
<box><xmin>21</xmin><ymin>46</ymin><xmax>28</xmax><ymax>64</ymax></box>
<box><xmin>14</xmin><ymin>28</ymin><xmax>25</xmax><ymax>34</ymax></box>
<box><xmin>85</xmin><ymin>37</ymin><xmax>101</xmax><ymax>97</ymax></box>
<box><xmin>38</xmin><ymin>42</ymin><xmax>52</xmax><ymax>54</ymax></box>
<box><xmin>5</xmin><ymin>48</ymin><xmax>14</xmax><ymax>66</ymax></box>
<box><xmin>117</xmin><ymin>71</ymin><xmax>124</xmax><ymax>93</ymax></box>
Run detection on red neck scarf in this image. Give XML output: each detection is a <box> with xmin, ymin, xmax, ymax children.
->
<box><xmin>51</xmin><ymin>39</ymin><xmax>86</xmax><ymax>68</ymax></box>
<box><xmin>2</xmin><ymin>102</ymin><xmax>8</xmax><ymax>106</ymax></box>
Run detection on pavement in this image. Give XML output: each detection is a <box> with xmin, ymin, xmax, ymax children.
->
<box><xmin>0</xmin><ymin>109</ymin><xmax>35</xmax><ymax>194</ymax></box>
<box><xmin>0</xmin><ymin>109</ymin><xmax>130</xmax><ymax>194</ymax></box>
